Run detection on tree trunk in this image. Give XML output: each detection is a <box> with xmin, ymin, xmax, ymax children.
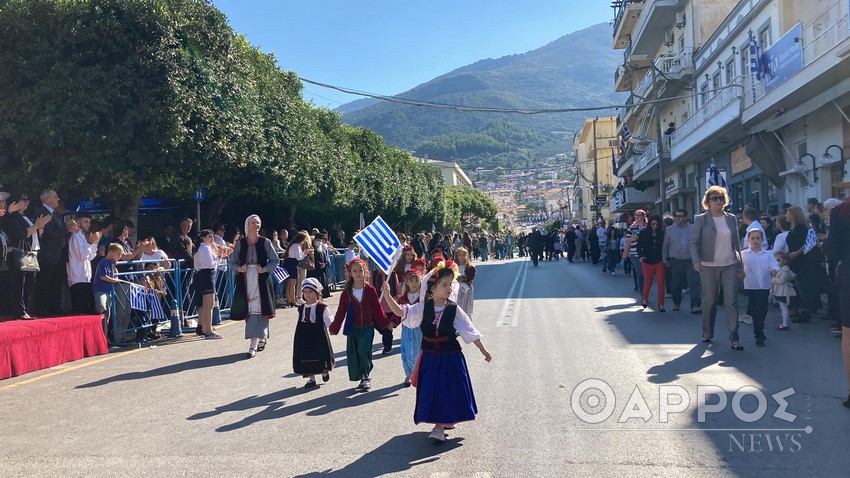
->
<box><xmin>285</xmin><ymin>205</ymin><xmax>297</xmax><ymax>230</ymax></box>
<box><xmin>112</xmin><ymin>194</ymin><xmax>141</xmax><ymax>242</ymax></box>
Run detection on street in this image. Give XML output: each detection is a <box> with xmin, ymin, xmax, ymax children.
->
<box><xmin>1</xmin><ymin>257</ymin><xmax>848</xmax><ymax>477</ymax></box>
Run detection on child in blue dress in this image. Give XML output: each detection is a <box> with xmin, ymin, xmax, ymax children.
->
<box><xmin>383</xmin><ymin>261</ymin><xmax>492</xmax><ymax>443</ymax></box>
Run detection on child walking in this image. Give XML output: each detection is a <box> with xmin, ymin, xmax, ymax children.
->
<box><xmin>293</xmin><ymin>278</ymin><xmax>334</xmax><ymax>388</ymax></box>
<box><xmin>329</xmin><ymin>258</ymin><xmax>387</xmax><ymax>392</ymax></box>
<box><xmin>453</xmin><ymin>247</ymin><xmax>476</xmax><ymax>318</ymax></box>
<box><xmin>382</xmin><ymin>262</ymin><xmax>492</xmax><ymax>443</ymax></box>
<box><xmin>771</xmin><ymin>251</ymin><xmax>796</xmax><ymax>331</ymax></box>
<box><xmin>395</xmin><ymin>269</ymin><xmax>423</xmax><ymax>387</ymax></box>
<box><xmin>741</xmin><ymin>229</ymin><xmax>779</xmax><ymax>347</ymax></box>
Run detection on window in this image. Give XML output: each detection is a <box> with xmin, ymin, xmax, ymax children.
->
<box><xmin>679</xmin><ymin>35</ymin><xmax>685</xmax><ymax>51</ymax></box>
<box><xmin>700</xmin><ymin>82</ymin><xmax>709</xmax><ymax>106</ymax></box>
<box><xmin>740</xmin><ymin>43</ymin><xmax>750</xmax><ymax>78</ymax></box>
<box><xmin>712</xmin><ymin>72</ymin><xmax>721</xmax><ymax>94</ymax></box>
<box><xmin>759</xmin><ymin>26</ymin><xmax>771</xmax><ymax>48</ymax></box>
<box><xmin>725</xmin><ymin>58</ymin><xmax>735</xmax><ymax>83</ymax></box>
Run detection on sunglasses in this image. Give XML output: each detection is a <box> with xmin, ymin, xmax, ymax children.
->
<box><xmin>709</xmin><ymin>196</ymin><xmax>724</xmax><ymax>202</ymax></box>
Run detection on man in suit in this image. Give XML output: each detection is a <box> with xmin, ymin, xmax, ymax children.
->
<box><xmin>33</xmin><ymin>189</ymin><xmax>68</xmax><ymax>316</ymax></box>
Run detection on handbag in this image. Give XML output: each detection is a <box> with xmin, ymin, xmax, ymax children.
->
<box><xmin>298</xmin><ymin>254</ymin><xmax>315</xmax><ymax>271</ymax></box>
<box><xmin>12</xmin><ymin>240</ymin><xmax>39</xmax><ymax>273</ymax></box>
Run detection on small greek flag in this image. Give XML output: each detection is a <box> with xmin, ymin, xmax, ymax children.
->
<box><xmin>148</xmin><ymin>292</ymin><xmax>167</xmax><ymax>321</ymax></box>
<box><xmin>708</xmin><ymin>161</ymin><xmax>726</xmax><ymax>187</ymax></box>
<box><xmin>272</xmin><ymin>266</ymin><xmax>289</xmax><ymax>284</ymax></box>
<box><xmin>129</xmin><ymin>284</ymin><xmax>147</xmax><ymax>311</ymax></box>
<box><xmin>355</xmin><ymin>215</ymin><xmax>401</xmax><ymax>275</ymax></box>
<box><xmin>803</xmin><ymin>224</ymin><xmax>818</xmax><ymax>254</ymax></box>
<box><xmin>748</xmin><ymin>30</ymin><xmax>766</xmax><ymax>81</ymax></box>
<box><xmin>359</xmin><ymin>212</ymin><xmax>365</xmax><ymax>230</ymax></box>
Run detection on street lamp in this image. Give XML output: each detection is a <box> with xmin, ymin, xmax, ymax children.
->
<box><xmin>800</xmin><ymin>153</ymin><xmax>817</xmax><ymax>183</ymax></box>
<box><xmin>822</xmin><ymin>144</ymin><xmax>845</xmax><ymax>175</ymax></box>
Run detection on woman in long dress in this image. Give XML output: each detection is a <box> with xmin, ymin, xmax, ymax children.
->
<box><xmin>229</xmin><ymin>215</ymin><xmax>279</xmax><ymax>358</ymax></box>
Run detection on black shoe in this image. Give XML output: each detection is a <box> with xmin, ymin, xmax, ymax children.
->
<box><xmin>257</xmin><ymin>340</ymin><xmax>266</xmax><ymax>352</ymax></box>
<box><xmin>731</xmin><ymin>342</ymin><xmax>744</xmax><ymax>351</ymax></box>
<box><xmin>322</xmin><ymin>371</ymin><xmax>330</xmax><ymax>382</ymax></box>
<box><xmin>843</xmin><ymin>394</ymin><xmax>850</xmax><ymax>408</ymax></box>
<box><xmin>381</xmin><ymin>347</ymin><xmax>392</xmax><ymax>355</ymax></box>
<box><xmin>304</xmin><ymin>379</ymin><xmax>317</xmax><ymax>388</ymax></box>
<box><xmin>641</xmin><ymin>300</ymin><xmax>648</xmax><ymax>309</ymax></box>
<box><xmin>756</xmin><ymin>339</ymin><xmax>765</xmax><ymax>347</ymax></box>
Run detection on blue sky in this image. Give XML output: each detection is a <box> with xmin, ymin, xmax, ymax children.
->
<box><xmin>212</xmin><ymin>1</ymin><xmax>612</xmax><ymax>108</ymax></box>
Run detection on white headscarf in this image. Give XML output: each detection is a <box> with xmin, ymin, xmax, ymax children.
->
<box><xmin>244</xmin><ymin>214</ymin><xmax>261</xmax><ymax>237</ymax></box>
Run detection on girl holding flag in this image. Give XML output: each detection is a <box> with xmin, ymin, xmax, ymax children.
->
<box><xmin>382</xmin><ymin>261</ymin><xmax>492</xmax><ymax>443</ymax></box>
<box><xmin>329</xmin><ymin>258</ymin><xmax>388</xmax><ymax>391</ymax></box>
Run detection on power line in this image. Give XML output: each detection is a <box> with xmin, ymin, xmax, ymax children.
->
<box><xmin>298</xmin><ymin>76</ymin><xmax>743</xmax><ymax>115</ymax></box>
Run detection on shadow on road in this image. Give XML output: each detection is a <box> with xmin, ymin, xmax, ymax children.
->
<box><xmin>188</xmin><ymin>383</ymin><xmax>406</xmax><ymax>432</ymax></box>
<box><xmin>291</xmin><ymin>433</ymin><xmax>464</xmax><ymax>477</ymax></box>
<box><xmin>75</xmin><ymin>353</ymin><xmax>246</xmax><ymax>388</ymax></box>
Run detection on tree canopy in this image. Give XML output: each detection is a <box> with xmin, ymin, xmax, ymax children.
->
<box><xmin>0</xmin><ymin>0</ymin><xmax>447</xmax><ymax>231</ymax></box>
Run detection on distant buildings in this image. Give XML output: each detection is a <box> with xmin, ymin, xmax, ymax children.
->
<box><xmin>413</xmin><ymin>155</ymin><xmax>473</xmax><ymax>187</ymax></box>
<box><xmin>610</xmin><ymin>0</ymin><xmax>850</xmax><ymax>216</ymax></box>
<box><xmin>572</xmin><ymin>117</ymin><xmax>619</xmax><ymax>222</ymax></box>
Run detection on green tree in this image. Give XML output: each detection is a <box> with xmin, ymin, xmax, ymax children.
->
<box><xmin>444</xmin><ymin>186</ymin><xmax>497</xmax><ymax>231</ymax></box>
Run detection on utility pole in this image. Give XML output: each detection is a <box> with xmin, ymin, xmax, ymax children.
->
<box><xmin>592</xmin><ymin>117</ymin><xmax>599</xmax><ymax>221</ymax></box>
<box><xmin>654</xmin><ymin>107</ymin><xmax>667</xmax><ymax>215</ymax></box>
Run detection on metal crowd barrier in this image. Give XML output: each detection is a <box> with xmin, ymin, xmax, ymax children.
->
<box><xmin>109</xmin><ymin>258</ymin><xmax>235</xmax><ymax>344</ymax></box>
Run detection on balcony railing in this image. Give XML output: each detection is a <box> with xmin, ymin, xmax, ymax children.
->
<box><xmin>634</xmin><ymin>69</ymin><xmax>654</xmax><ymax>98</ymax></box>
<box><xmin>634</xmin><ymin>140</ymin><xmax>671</xmax><ymax>178</ymax></box>
<box><xmin>612</xmin><ymin>0</ymin><xmax>646</xmax><ymax>37</ymax></box>
<box><xmin>745</xmin><ymin>0</ymin><xmax>849</xmax><ymax>107</ymax></box>
<box><xmin>671</xmin><ymin>76</ymin><xmax>743</xmax><ymax>148</ymax></box>
<box><xmin>655</xmin><ymin>48</ymin><xmax>693</xmax><ymax>78</ymax></box>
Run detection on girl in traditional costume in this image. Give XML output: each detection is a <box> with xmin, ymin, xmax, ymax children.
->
<box><xmin>293</xmin><ymin>278</ymin><xmax>334</xmax><ymax>388</ymax></box>
<box><xmin>453</xmin><ymin>247</ymin><xmax>476</xmax><ymax>318</ymax></box>
<box><xmin>329</xmin><ymin>258</ymin><xmax>387</xmax><ymax>391</ymax></box>
<box><xmin>383</xmin><ymin>261</ymin><xmax>492</xmax><ymax>443</ymax></box>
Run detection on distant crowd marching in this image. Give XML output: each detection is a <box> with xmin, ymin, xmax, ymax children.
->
<box><xmin>520</xmin><ymin>188</ymin><xmax>850</xmax><ymax>407</ymax></box>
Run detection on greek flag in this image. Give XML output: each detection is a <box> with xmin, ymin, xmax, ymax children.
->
<box><xmin>355</xmin><ymin>215</ymin><xmax>401</xmax><ymax>275</ymax></box>
<box><xmin>148</xmin><ymin>292</ymin><xmax>167</xmax><ymax>321</ymax></box>
<box><xmin>129</xmin><ymin>284</ymin><xmax>147</xmax><ymax>311</ymax></box>
<box><xmin>708</xmin><ymin>161</ymin><xmax>726</xmax><ymax>187</ymax></box>
<box><xmin>359</xmin><ymin>212</ymin><xmax>365</xmax><ymax>230</ymax></box>
<box><xmin>803</xmin><ymin>224</ymin><xmax>818</xmax><ymax>254</ymax></box>
<box><xmin>620</xmin><ymin>123</ymin><xmax>632</xmax><ymax>155</ymax></box>
<box><xmin>272</xmin><ymin>266</ymin><xmax>289</xmax><ymax>284</ymax></box>
<box><xmin>612</xmin><ymin>149</ymin><xmax>619</xmax><ymax>176</ymax></box>
<box><xmin>748</xmin><ymin>30</ymin><xmax>765</xmax><ymax>81</ymax></box>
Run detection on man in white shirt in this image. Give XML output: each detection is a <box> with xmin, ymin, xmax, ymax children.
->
<box><xmin>67</xmin><ymin>213</ymin><xmax>101</xmax><ymax>314</ymax></box>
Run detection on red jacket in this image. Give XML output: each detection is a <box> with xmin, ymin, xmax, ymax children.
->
<box><xmin>329</xmin><ymin>284</ymin><xmax>387</xmax><ymax>334</ymax></box>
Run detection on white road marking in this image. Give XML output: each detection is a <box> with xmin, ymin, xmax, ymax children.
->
<box><xmin>496</xmin><ymin>260</ymin><xmax>527</xmax><ymax>327</ymax></box>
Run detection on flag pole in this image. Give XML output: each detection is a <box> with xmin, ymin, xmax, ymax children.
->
<box><xmin>378</xmin><ymin>246</ymin><xmax>403</xmax><ymax>303</ymax></box>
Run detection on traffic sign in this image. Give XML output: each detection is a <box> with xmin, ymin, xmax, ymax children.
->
<box><xmin>194</xmin><ymin>185</ymin><xmax>207</xmax><ymax>203</ymax></box>
<box><xmin>596</xmin><ymin>195</ymin><xmax>607</xmax><ymax>205</ymax></box>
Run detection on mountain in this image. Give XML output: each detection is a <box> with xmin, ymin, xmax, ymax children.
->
<box><xmin>338</xmin><ymin>23</ymin><xmax>622</xmax><ymax>169</ymax></box>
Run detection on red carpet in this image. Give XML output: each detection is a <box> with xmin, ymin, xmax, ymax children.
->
<box><xmin>0</xmin><ymin>315</ymin><xmax>108</xmax><ymax>380</ymax></box>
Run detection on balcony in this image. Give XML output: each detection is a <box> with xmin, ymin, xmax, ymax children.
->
<box><xmin>655</xmin><ymin>48</ymin><xmax>693</xmax><ymax>80</ymax></box>
<box><xmin>614</xmin><ymin>64</ymin><xmax>631</xmax><ymax>92</ymax></box>
<box><xmin>613</xmin><ymin>0</ymin><xmax>646</xmax><ymax>50</ymax></box>
<box><xmin>629</xmin><ymin>0</ymin><xmax>688</xmax><ymax>57</ymax></box>
<box><xmin>743</xmin><ymin>0</ymin><xmax>850</xmax><ymax>121</ymax></box>
<box><xmin>633</xmin><ymin>68</ymin><xmax>655</xmax><ymax>99</ymax></box>
<box><xmin>633</xmin><ymin>140</ymin><xmax>671</xmax><ymax>180</ymax></box>
<box><xmin>671</xmin><ymin>76</ymin><xmax>744</xmax><ymax>160</ymax></box>
<box><xmin>611</xmin><ymin>186</ymin><xmax>659</xmax><ymax>213</ymax></box>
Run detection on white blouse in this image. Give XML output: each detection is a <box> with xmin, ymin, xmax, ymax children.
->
<box><xmin>193</xmin><ymin>243</ymin><xmax>220</xmax><ymax>271</ymax></box>
<box><xmin>400</xmin><ymin>301</ymin><xmax>482</xmax><ymax>344</ymax></box>
<box><xmin>301</xmin><ymin>303</ymin><xmax>333</xmax><ymax>327</ymax></box>
<box><xmin>288</xmin><ymin>243</ymin><xmax>305</xmax><ymax>261</ymax></box>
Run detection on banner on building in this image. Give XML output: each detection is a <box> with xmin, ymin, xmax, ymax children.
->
<box><xmin>763</xmin><ymin>23</ymin><xmax>804</xmax><ymax>94</ymax></box>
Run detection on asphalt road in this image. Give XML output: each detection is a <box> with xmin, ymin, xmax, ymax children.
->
<box><xmin>1</xmin><ymin>256</ymin><xmax>848</xmax><ymax>477</ymax></box>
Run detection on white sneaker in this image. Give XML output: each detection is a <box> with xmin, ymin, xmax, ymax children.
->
<box><xmin>428</xmin><ymin>426</ymin><xmax>446</xmax><ymax>442</ymax></box>
<box><xmin>739</xmin><ymin>314</ymin><xmax>753</xmax><ymax>325</ymax></box>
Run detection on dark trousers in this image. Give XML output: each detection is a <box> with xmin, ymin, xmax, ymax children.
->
<box><xmin>567</xmin><ymin>245</ymin><xmax>575</xmax><ymax>262</ymax></box>
<box><xmin>669</xmin><ymin>258</ymin><xmax>701</xmax><ymax>308</ymax></box>
<box><xmin>379</xmin><ymin>314</ymin><xmax>395</xmax><ymax>352</ymax></box>
<box><xmin>34</xmin><ymin>261</ymin><xmax>64</xmax><ymax>315</ymax></box>
<box><xmin>746</xmin><ymin>289</ymin><xmax>769</xmax><ymax>340</ymax></box>
<box><xmin>590</xmin><ymin>242</ymin><xmax>600</xmax><ymax>264</ymax></box>
<box><xmin>9</xmin><ymin>267</ymin><xmax>36</xmax><ymax>317</ymax></box>
<box><xmin>70</xmin><ymin>282</ymin><xmax>94</xmax><ymax>315</ymax></box>
<box><xmin>607</xmin><ymin>250</ymin><xmax>620</xmax><ymax>272</ymax></box>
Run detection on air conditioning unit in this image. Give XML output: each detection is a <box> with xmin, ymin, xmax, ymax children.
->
<box><xmin>675</xmin><ymin>12</ymin><xmax>686</xmax><ymax>28</ymax></box>
<box><xmin>664</xmin><ymin>32</ymin><xmax>675</xmax><ymax>46</ymax></box>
